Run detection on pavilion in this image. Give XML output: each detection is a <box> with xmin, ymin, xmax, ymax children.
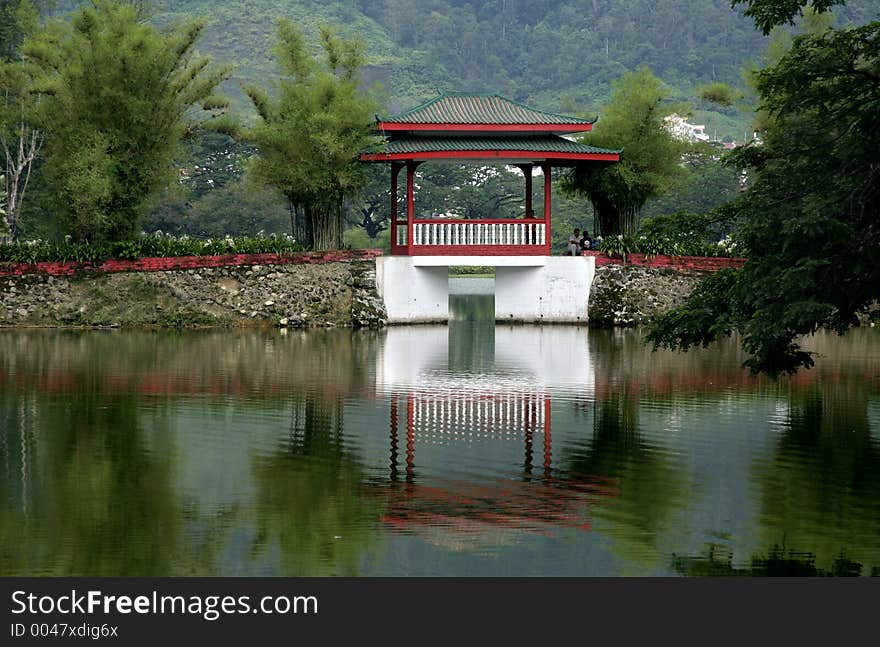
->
<box><xmin>360</xmin><ymin>91</ymin><xmax>620</xmax><ymax>256</ymax></box>
<box><xmin>361</xmin><ymin>92</ymin><xmax>621</xmax><ymax>323</ymax></box>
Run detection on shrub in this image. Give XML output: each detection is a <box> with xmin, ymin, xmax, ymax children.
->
<box><xmin>598</xmin><ymin>234</ymin><xmax>636</xmax><ymax>262</ymax></box>
<box><xmin>0</xmin><ymin>233</ymin><xmax>304</xmax><ymax>264</ymax></box>
<box><xmin>634</xmin><ymin>212</ymin><xmax>737</xmax><ymax>258</ymax></box>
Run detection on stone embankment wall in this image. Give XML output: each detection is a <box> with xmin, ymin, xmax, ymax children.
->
<box><xmin>1</xmin><ymin>248</ymin><xmax>745</xmax><ymax>329</ymax></box>
<box><xmin>584</xmin><ymin>253</ymin><xmax>745</xmax><ymax>327</ymax></box>
<box><xmin>588</xmin><ymin>265</ymin><xmax>701</xmax><ymax>327</ymax></box>
<box><xmin>0</xmin><ymin>250</ymin><xmax>386</xmax><ymax>328</ymax></box>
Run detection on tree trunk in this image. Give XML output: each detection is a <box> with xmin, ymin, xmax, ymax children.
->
<box><xmin>307</xmin><ymin>201</ymin><xmax>344</xmax><ymax>251</ymax></box>
<box><xmin>593</xmin><ymin>197</ymin><xmax>619</xmax><ymax>237</ymax></box>
<box><xmin>287</xmin><ymin>198</ymin><xmax>311</xmax><ymax>248</ymax></box>
<box><xmin>592</xmin><ymin>198</ymin><xmax>641</xmax><ymax>237</ymax></box>
<box><xmin>2</xmin><ymin>123</ymin><xmax>42</xmax><ymax>243</ymax></box>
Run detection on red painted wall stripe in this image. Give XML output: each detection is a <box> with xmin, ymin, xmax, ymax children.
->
<box><xmin>582</xmin><ymin>251</ymin><xmax>745</xmax><ymax>271</ymax></box>
<box><xmin>0</xmin><ymin>249</ymin><xmax>384</xmax><ymax>277</ymax></box>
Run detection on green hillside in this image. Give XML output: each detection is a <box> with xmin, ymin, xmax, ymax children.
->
<box><xmin>14</xmin><ymin>1</ymin><xmax>878</xmax><ymax>242</ymax></box>
<box><xmin>149</xmin><ymin>0</ymin><xmax>878</xmax><ymax>139</ymax></box>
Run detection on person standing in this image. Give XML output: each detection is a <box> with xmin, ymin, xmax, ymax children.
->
<box><xmin>568</xmin><ymin>228</ymin><xmax>581</xmax><ymax>256</ymax></box>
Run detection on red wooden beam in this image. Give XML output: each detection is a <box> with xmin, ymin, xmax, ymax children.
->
<box><xmin>406</xmin><ymin>245</ymin><xmax>548</xmax><ymax>256</ymax></box>
<box><xmin>377</xmin><ymin>122</ymin><xmax>593</xmax><ymax>133</ymax></box>
<box><xmin>360</xmin><ymin>150</ymin><xmax>620</xmax><ymax>163</ymax></box>
<box><xmin>411</xmin><ymin>217</ymin><xmax>544</xmax><ymax>225</ymax></box>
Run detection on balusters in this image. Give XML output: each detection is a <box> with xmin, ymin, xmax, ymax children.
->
<box><xmin>410</xmin><ymin>220</ymin><xmax>551</xmax><ymax>248</ymax></box>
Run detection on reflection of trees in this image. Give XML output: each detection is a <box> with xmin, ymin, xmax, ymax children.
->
<box><xmin>0</xmin><ymin>329</ymin><xmax>383</xmax><ymax>576</ymax></box>
<box><xmin>563</xmin><ymin>387</ymin><xmax>688</xmax><ymax>571</ymax></box>
<box><xmin>673</xmin><ymin>542</ymin><xmax>870</xmax><ymax>576</ymax></box>
<box><xmin>555</xmin><ymin>329</ymin><xmax>695</xmax><ymax>572</ymax></box>
<box><xmin>587</xmin><ymin>328</ymin><xmax>766</xmax><ymax>398</ymax></box>
<box><xmin>753</xmin><ymin>380</ymin><xmax>880</xmax><ymax>574</ymax></box>
<box><xmin>0</xmin><ymin>390</ymin><xmax>179</xmax><ymax>575</ymax></box>
<box><xmin>249</xmin><ymin>393</ymin><xmax>380</xmax><ymax>576</ymax></box>
<box><xmin>0</xmin><ymin>328</ymin><xmax>375</xmax><ymax>402</ymax></box>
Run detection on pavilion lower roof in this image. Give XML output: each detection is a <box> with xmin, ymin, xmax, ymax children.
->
<box><xmin>360</xmin><ymin>135</ymin><xmax>621</xmax><ymax>163</ymax></box>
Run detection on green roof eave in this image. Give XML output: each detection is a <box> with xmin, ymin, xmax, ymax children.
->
<box><xmin>359</xmin><ymin>135</ymin><xmax>621</xmax><ymax>163</ymax></box>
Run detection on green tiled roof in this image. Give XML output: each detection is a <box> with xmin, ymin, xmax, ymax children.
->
<box><xmin>374</xmin><ymin>135</ymin><xmax>619</xmax><ymax>155</ymax></box>
<box><xmin>383</xmin><ymin>92</ymin><xmax>595</xmax><ymax>125</ymax></box>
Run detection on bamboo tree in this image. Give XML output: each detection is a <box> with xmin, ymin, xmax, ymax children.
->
<box><xmin>246</xmin><ymin>21</ymin><xmax>378</xmax><ymax>251</ymax></box>
<box><xmin>562</xmin><ymin>68</ymin><xmax>687</xmax><ymax>237</ymax></box>
<box><xmin>0</xmin><ymin>1</ymin><xmax>51</xmax><ymax>241</ymax></box>
<box><xmin>23</xmin><ymin>0</ymin><xmax>232</xmax><ymax>243</ymax></box>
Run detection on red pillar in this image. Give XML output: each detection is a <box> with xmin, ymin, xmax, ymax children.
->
<box><xmin>389</xmin><ymin>397</ymin><xmax>399</xmax><ymax>481</ymax></box>
<box><xmin>391</xmin><ymin>164</ymin><xmax>399</xmax><ymax>221</ymax></box>
<box><xmin>406</xmin><ymin>161</ymin><xmax>415</xmax><ymax>256</ymax></box>
<box><xmin>542</xmin><ymin>163</ymin><xmax>552</xmax><ymax>255</ymax></box>
<box><xmin>543</xmin><ymin>396</ymin><xmax>552</xmax><ymax>483</ymax></box>
<box><xmin>390</xmin><ymin>163</ymin><xmax>402</xmax><ymax>255</ymax></box>
<box><xmin>406</xmin><ymin>394</ymin><xmax>415</xmax><ymax>483</ymax></box>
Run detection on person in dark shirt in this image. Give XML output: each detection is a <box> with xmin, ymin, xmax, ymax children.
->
<box><xmin>579</xmin><ymin>230</ymin><xmax>593</xmax><ymax>252</ymax></box>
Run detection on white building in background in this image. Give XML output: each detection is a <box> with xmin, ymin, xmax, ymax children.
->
<box><xmin>664</xmin><ymin>113</ymin><xmax>711</xmax><ymax>143</ymax></box>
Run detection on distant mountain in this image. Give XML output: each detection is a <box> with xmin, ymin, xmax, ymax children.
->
<box><xmin>149</xmin><ymin>0</ymin><xmax>877</xmax><ymax>139</ymax></box>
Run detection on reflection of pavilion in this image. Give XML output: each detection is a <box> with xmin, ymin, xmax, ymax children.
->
<box><xmin>374</xmin><ymin>325</ymin><xmax>612</xmax><ymax>547</ymax></box>
<box><xmin>390</xmin><ymin>384</ymin><xmax>552</xmax><ymax>481</ymax></box>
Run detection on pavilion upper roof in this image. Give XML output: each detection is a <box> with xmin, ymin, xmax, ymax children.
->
<box><xmin>379</xmin><ymin>92</ymin><xmax>596</xmax><ymax>132</ymax></box>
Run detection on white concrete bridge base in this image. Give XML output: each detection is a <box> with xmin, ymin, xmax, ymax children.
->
<box><xmin>375</xmin><ymin>256</ymin><xmax>595</xmax><ymax>324</ymax></box>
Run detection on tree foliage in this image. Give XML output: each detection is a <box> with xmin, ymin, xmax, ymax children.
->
<box><xmin>0</xmin><ymin>1</ymin><xmax>51</xmax><ymax>241</ymax></box>
<box><xmin>246</xmin><ymin>21</ymin><xmax>378</xmax><ymax>251</ymax></box>
<box><xmin>647</xmin><ymin>20</ymin><xmax>880</xmax><ymax>374</ymax></box>
<box><xmin>22</xmin><ymin>0</ymin><xmax>231</xmax><ymax>242</ymax></box>
<box><xmin>698</xmin><ymin>82</ymin><xmax>740</xmax><ymax>107</ymax></box>
<box><xmin>562</xmin><ymin>67</ymin><xmax>688</xmax><ymax>237</ymax></box>
<box><xmin>0</xmin><ymin>1</ymin><xmax>53</xmax><ymax>62</ymax></box>
<box><xmin>641</xmin><ymin>147</ymin><xmax>741</xmax><ymax>221</ymax></box>
<box><xmin>732</xmin><ymin>0</ymin><xmax>845</xmax><ymax>34</ymax></box>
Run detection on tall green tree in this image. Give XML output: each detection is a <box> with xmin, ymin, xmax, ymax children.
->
<box><xmin>647</xmin><ymin>20</ymin><xmax>880</xmax><ymax>374</ymax></box>
<box><xmin>1</xmin><ymin>61</ymin><xmax>42</xmax><ymax>241</ymax></box>
<box><xmin>246</xmin><ymin>21</ymin><xmax>378</xmax><ymax>251</ymax></box>
<box><xmin>22</xmin><ymin>0</ymin><xmax>231</xmax><ymax>243</ymax></box>
<box><xmin>0</xmin><ymin>1</ymin><xmax>52</xmax><ymax>241</ymax></box>
<box><xmin>562</xmin><ymin>68</ymin><xmax>687</xmax><ymax>237</ymax></box>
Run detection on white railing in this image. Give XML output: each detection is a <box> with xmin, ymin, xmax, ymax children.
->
<box><xmin>412</xmin><ymin>221</ymin><xmax>546</xmax><ymax>247</ymax></box>
<box><xmin>410</xmin><ymin>392</ymin><xmax>548</xmax><ymax>440</ymax></box>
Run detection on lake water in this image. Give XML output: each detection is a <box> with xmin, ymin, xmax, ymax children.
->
<box><xmin>2</xmin><ymin>278</ymin><xmax>879</xmax><ymax>576</ymax></box>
